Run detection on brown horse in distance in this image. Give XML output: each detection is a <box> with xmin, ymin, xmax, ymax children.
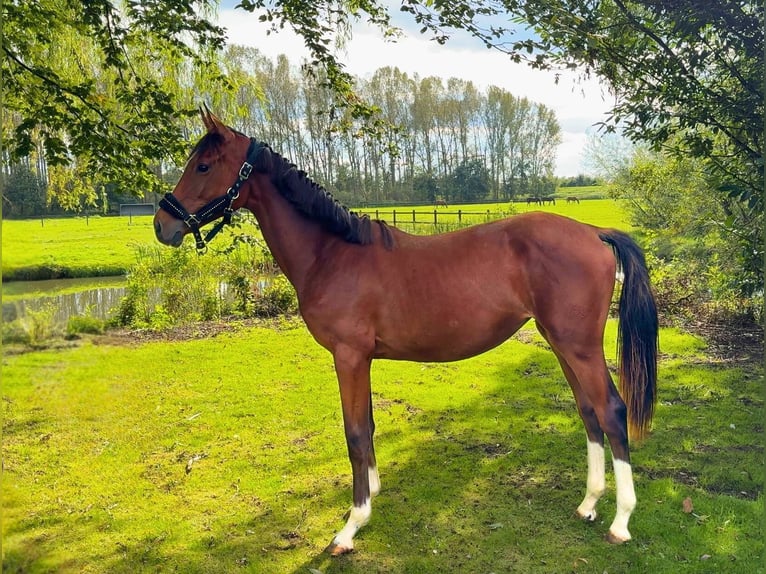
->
<box><xmin>154</xmin><ymin>110</ymin><xmax>658</xmax><ymax>555</ymax></box>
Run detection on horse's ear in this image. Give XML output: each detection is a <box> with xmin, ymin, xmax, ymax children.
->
<box><xmin>199</xmin><ymin>105</ymin><xmax>235</xmax><ymax>141</ymax></box>
<box><xmin>200</xmin><ymin>104</ymin><xmax>215</xmax><ymax>131</ymax></box>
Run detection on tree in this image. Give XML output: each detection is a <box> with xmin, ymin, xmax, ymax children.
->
<box><xmin>1</xmin><ymin>163</ymin><xmax>47</xmax><ymax>217</ymax></box>
<box><xmin>238</xmin><ymin>0</ymin><xmax>763</xmax><ymax>292</ymax></box>
<box><xmin>47</xmin><ymin>161</ymin><xmax>102</xmax><ymax>214</ymax></box>
<box><xmin>3</xmin><ymin>0</ymin><xmax>229</xmax><ymax>194</ymax></box>
<box><xmin>447</xmin><ymin>158</ymin><xmax>490</xmax><ymax>203</ymax></box>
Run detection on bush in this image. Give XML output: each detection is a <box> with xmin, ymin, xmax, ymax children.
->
<box><xmin>2</xmin><ymin>321</ymin><xmax>32</xmax><ymax>345</ymax></box>
<box><xmin>253</xmin><ymin>276</ymin><xmax>298</xmax><ymax>318</ymax></box>
<box><xmin>1</xmin><ymin>304</ymin><xmax>59</xmax><ymax>346</ymax></box>
<box><xmin>67</xmin><ymin>315</ymin><xmax>105</xmax><ymax>336</ymax></box>
<box><xmin>114</xmin><ymin>234</ymin><xmax>297</xmax><ymax>330</ymax></box>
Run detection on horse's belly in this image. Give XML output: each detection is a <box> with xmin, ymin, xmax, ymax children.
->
<box><xmin>373</xmin><ymin>314</ymin><xmax>529</xmax><ymax>362</ymax></box>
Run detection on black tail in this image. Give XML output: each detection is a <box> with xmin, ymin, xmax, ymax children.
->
<box><xmin>599</xmin><ymin>230</ymin><xmax>659</xmax><ymax>441</ymax></box>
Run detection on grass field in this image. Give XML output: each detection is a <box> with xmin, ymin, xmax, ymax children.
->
<box><xmin>1</xmin><ymin>198</ymin><xmax>631</xmax><ymax>282</ymax></box>
<box><xmin>2</xmin><ymin>319</ymin><xmax>762</xmax><ymax>573</ymax></box>
<box><xmin>1</xmin><ymin>215</ymin><xmax>157</xmax><ymax>281</ymax></box>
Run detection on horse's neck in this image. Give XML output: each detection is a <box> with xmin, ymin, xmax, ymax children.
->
<box><xmin>244</xmin><ymin>177</ymin><xmax>326</xmax><ymax>293</ymax></box>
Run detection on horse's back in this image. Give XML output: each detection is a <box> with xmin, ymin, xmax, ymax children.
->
<box><xmin>315</xmin><ymin>212</ymin><xmax>618</xmax><ymax>361</ymax></box>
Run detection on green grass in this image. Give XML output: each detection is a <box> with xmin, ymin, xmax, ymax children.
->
<box><xmin>1</xmin><ymin>215</ymin><xmax>158</xmax><ymax>281</ymax></box>
<box><xmin>358</xmin><ymin>197</ymin><xmax>631</xmax><ymax>233</ymax></box>
<box><xmin>555</xmin><ymin>185</ymin><xmax>609</xmax><ymax>201</ymax></box>
<box><xmin>3</xmin><ymin>319</ymin><xmax>762</xmax><ymax>573</ymax></box>
<box><xmin>1</xmin><ymin>199</ymin><xmax>631</xmax><ymax>282</ymax></box>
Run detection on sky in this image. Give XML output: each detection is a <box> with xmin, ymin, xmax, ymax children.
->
<box><xmin>216</xmin><ymin>4</ymin><xmax>616</xmax><ymax>177</ymax></box>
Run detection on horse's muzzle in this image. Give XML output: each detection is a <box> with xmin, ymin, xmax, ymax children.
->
<box><xmin>154</xmin><ymin>219</ymin><xmax>185</xmax><ymax>248</ymax></box>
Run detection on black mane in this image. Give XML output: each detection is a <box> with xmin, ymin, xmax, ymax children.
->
<box><xmin>190</xmin><ymin>132</ymin><xmax>393</xmax><ymax>248</ymax></box>
<box><xmin>254</xmin><ymin>144</ymin><xmax>393</xmax><ymax>249</ymax></box>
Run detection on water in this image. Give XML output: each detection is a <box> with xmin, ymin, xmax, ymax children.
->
<box><xmin>2</xmin><ymin>274</ymin><xmax>278</xmax><ymax>327</ymax></box>
<box><xmin>2</xmin><ymin>277</ymin><xmax>127</xmax><ymax>326</ymax></box>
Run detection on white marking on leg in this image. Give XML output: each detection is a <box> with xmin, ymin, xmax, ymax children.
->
<box><xmin>577</xmin><ymin>440</ymin><xmax>606</xmax><ymax>521</ymax></box>
<box><xmin>332</xmin><ymin>498</ymin><xmax>371</xmax><ymax>551</ymax></box>
<box><xmin>608</xmin><ymin>458</ymin><xmax>636</xmax><ymax>542</ymax></box>
<box><xmin>368</xmin><ymin>466</ymin><xmax>381</xmax><ymax>498</ymax></box>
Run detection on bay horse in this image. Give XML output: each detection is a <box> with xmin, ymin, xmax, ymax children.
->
<box><xmin>435</xmin><ymin>198</ymin><xmax>448</xmax><ymax>208</ymax></box>
<box><xmin>567</xmin><ymin>196</ymin><xmax>581</xmax><ymax>204</ymax></box>
<box><xmin>154</xmin><ymin>110</ymin><xmax>658</xmax><ymax>555</ymax></box>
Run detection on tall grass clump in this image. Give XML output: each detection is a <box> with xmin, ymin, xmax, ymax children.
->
<box><xmin>113</xmin><ymin>226</ymin><xmax>296</xmax><ymax>330</ymax></box>
<box><xmin>1</xmin><ymin>303</ymin><xmax>60</xmax><ymax>347</ymax></box>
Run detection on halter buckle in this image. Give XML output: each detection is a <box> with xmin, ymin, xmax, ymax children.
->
<box><xmin>239</xmin><ymin>162</ymin><xmax>253</xmax><ymax>180</ymax></box>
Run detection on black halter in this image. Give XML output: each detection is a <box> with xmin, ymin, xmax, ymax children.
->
<box><xmin>159</xmin><ymin>138</ymin><xmax>265</xmax><ymax>252</ymax></box>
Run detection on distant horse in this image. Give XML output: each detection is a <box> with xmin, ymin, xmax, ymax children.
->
<box><xmin>526</xmin><ymin>196</ymin><xmax>542</xmax><ymax>206</ymax></box>
<box><xmin>567</xmin><ymin>196</ymin><xmax>581</xmax><ymax>204</ymax></box>
<box><xmin>541</xmin><ymin>196</ymin><xmax>556</xmax><ymax>205</ymax></box>
<box><xmin>435</xmin><ymin>198</ymin><xmax>448</xmax><ymax>208</ymax></box>
<box><xmin>154</xmin><ymin>109</ymin><xmax>658</xmax><ymax>555</ymax></box>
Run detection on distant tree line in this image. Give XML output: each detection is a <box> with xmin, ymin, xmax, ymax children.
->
<box><xmin>2</xmin><ymin>46</ymin><xmax>562</xmax><ymax>218</ymax></box>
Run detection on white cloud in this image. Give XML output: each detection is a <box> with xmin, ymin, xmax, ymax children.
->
<box><xmin>218</xmin><ymin>8</ymin><xmax>613</xmax><ymax>176</ymax></box>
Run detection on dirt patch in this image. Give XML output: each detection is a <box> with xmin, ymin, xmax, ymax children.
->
<box><xmin>94</xmin><ymin>316</ymin><xmax>301</xmax><ymax>346</ymax></box>
<box><xmin>682</xmin><ymin>316</ymin><xmax>763</xmax><ymax>366</ymax></box>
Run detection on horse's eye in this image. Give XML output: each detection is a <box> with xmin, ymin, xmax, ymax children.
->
<box><xmin>197</xmin><ymin>164</ymin><xmax>209</xmax><ymax>173</ymax></box>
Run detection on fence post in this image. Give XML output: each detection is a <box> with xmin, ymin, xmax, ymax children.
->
<box><xmin>393</xmin><ymin>210</ymin><xmax>397</xmax><ymax>225</ymax></box>
<box><xmin>375</xmin><ymin>209</ymin><xmax>379</xmax><ymax>220</ymax></box>
<box><xmin>458</xmin><ymin>209</ymin><xmax>462</xmax><ymax>224</ymax></box>
<box><xmin>412</xmin><ymin>209</ymin><xmax>416</xmax><ymax>223</ymax></box>
<box><xmin>433</xmin><ymin>210</ymin><xmax>437</xmax><ymax>225</ymax></box>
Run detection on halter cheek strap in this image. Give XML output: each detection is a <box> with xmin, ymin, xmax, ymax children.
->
<box><xmin>159</xmin><ymin>138</ymin><xmax>265</xmax><ymax>252</ymax></box>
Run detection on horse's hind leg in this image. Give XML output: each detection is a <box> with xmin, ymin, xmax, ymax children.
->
<box><xmin>537</xmin><ymin>324</ymin><xmax>636</xmax><ymax>543</ymax></box>
<box><xmin>542</xmin><ymin>340</ymin><xmax>606</xmax><ymax>521</ymax></box>
<box><xmin>553</xmin><ymin>356</ymin><xmax>607</xmax><ymax>520</ymax></box>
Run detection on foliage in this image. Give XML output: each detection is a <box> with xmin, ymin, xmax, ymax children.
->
<box><xmin>46</xmin><ymin>161</ymin><xmax>104</xmax><ymax>214</ymax></box>
<box><xmin>559</xmin><ymin>174</ymin><xmax>599</xmax><ymax>187</ymax></box>
<box><xmin>66</xmin><ymin>314</ymin><xmax>106</xmax><ymax>336</ymax></box>
<box><xmin>2</xmin><ymin>1</ymin><xmax>225</xmax><ymax>196</ymax></box>
<box><xmin>1</xmin><ymin>163</ymin><xmax>47</xmax><ymax>217</ymax></box>
<box><xmin>1</xmin><ymin>303</ymin><xmax>59</xmax><ymax>347</ymax></box>
<box><xmin>611</xmin><ymin>149</ymin><xmax>762</xmax><ymax>300</ymax></box>
<box><xmin>234</xmin><ymin>0</ymin><xmax>764</xmax><ymax>295</ymax></box>
<box><xmin>253</xmin><ymin>275</ymin><xmax>298</xmax><ymax>317</ymax></box>
<box><xmin>112</xmin><ymin>236</ymin><xmax>291</xmax><ymax>330</ymax></box>
<box><xmin>445</xmin><ymin>158</ymin><xmax>490</xmax><ymax>202</ymax></box>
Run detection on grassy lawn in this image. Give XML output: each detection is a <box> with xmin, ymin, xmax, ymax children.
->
<box><xmin>2</xmin><ymin>319</ymin><xmax>762</xmax><ymax>573</ymax></box>
<box><xmin>1</xmin><ymin>215</ymin><xmax>158</xmax><ymax>281</ymax></box>
<box><xmin>1</xmin><ymin>198</ymin><xmax>630</xmax><ymax>282</ymax></box>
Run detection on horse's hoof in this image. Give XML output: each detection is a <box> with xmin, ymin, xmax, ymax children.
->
<box><xmin>605</xmin><ymin>530</ymin><xmax>631</xmax><ymax>544</ymax></box>
<box><xmin>326</xmin><ymin>541</ymin><xmax>354</xmax><ymax>556</ymax></box>
<box><xmin>576</xmin><ymin>508</ymin><xmax>597</xmax><ymax>522</ymax></box>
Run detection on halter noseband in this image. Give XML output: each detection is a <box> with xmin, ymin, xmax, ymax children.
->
<box><xmin>159</xmin><ymin>138</ymin><xmax>265</xmax><ymax>252</ymax></box>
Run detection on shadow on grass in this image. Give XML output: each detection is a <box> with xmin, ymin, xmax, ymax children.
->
<box><xmin>2</xmin><ymin>337</ymin><xmax>762</xmax><ymax>573</ymax></box>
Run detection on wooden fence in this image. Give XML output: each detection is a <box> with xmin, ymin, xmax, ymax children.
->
<box><xmin>356</xmin><ymin>208</ymin><xmax>512</xmax><ymax>227</ymax></box>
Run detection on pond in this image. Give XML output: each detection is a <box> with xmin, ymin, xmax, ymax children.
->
<box><xmin>2</xmin><ymin>274</ymin><xmax>278</xmax><ymax>327</ymax></box>
<box><xmin>2</xmin><ymin>276</ymin><xmax>128</xmax><ymax>326</ymax></box>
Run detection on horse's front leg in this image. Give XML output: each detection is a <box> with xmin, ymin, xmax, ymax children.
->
<box><xmin>327</xmin><ymin>345</ymin><xmax>375</xmax><ymax>556</ymax></box>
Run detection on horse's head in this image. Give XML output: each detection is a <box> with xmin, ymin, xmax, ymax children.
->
<box><xmin>154</xmin><ymin>108</ymin><xmax>263</xmax><ymax>249</ymax></box>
